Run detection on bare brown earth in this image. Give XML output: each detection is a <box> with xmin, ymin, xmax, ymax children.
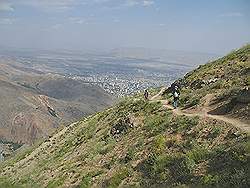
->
<box><xmin>0</xmin><ymin>60</ymin><xmax>114</xmax><ymax>145</ymax></box>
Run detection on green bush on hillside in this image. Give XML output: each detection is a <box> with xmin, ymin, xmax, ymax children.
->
<box><xmin>105</xmin><ymin>168</ymin><xmax>131</xmax><ymax>188</ymax></box>
<box><xmin>144</xmin><ymin>113</ymin><xmax>171</xmax><ymax>136</ymax></box>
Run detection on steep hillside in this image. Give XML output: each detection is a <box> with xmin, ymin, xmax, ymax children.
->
<box><xmin>0</xmin><ymin>97</ymin><xmax>248</xmax><ymax>188</ymax></box>
<box><xmin>0</xmin><ymin>61</ymin><xmax>114</xmax><ymax>147</ymax></box>
<box><xmin>0</xmin><ymin>46</ymin><xmax>249</xmax><ymax>188</ymax></box>
<box><xmin>168</xmin><ymin>44</ymin><xmax>250</xmax><ymax>123</ymax></box>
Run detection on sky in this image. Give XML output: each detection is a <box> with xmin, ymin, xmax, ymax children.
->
<box><xmin>0</xmin><ymin>0</ymin><xmax>249</xmax><ymax>54</ymax></box>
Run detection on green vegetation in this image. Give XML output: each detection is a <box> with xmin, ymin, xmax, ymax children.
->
<box><xmin>141</xmin><ymin>135</ymin><xmax>249</xmax><ymax>187</ymax></box>
<box><xmin>0</xmin><ymin>45</ymin><xmax>249</xmax><ymax>187</ymax></box>
<box><xmin>1</xmin><ymin>96</ymin><xmax>248</xmax><ymax>187</ymax></box>
<box><xmin>0</xmin><ymin>178</ymin><xmax>23</xmax><ymax>188</ymax></box>
<box><xmin>105</xmin><ymin>168</ymin><xmax>130</xmax><ymax>188</ymax></box>
<box><xmin>185</xmin><ymin>44</ymin><xmax>250</xmax><ymax>85</ymax></box>
<box><xmin>47</xmin><ymin>177</ymin><xmax>65</xmax><ymax>188</ymax></box>
<box><xmin>175</xmin><ymin>44</ymin><xmax>250</xmax><ymax>110</ymax></box>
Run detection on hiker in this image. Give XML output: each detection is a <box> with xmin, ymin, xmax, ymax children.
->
<box><xmin>172</xmin><ymin>85</ymin><xmax>180</xmax><ymax>109</ymax></box>
<box><xmin>144</xmin><ymin>89</ymin><xmax>149</xmax><ymax>100</ymax></box>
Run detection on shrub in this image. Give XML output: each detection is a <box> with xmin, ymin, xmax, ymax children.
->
<box><xmin>104</xmin><ymin>156</ymin><xmax>116</xmax><ymax>170</ymax></box>
<box><xmin>144</xmin><ymin>113</ymin><xmax>171</xmax><ymax>136</ymax></box>
<box><xmin>174</xmin><ymin>116</ymin><xmax>199</xmax><ymax>132</ymax></box>
<box><xmin>206</xmin><ymin>143</ymin><xmax>249</xmax><ymax>187</ymax></box>
<box><xmin>151</xmin><ymin>135</ymin><xmax>166</xmax><ymax>154</ymax></box>
<box><xmin>47</xmin><ymin>177</ymin><xmax>65</xmax><ymax>188</ymax></box>
<box><xmin>106</xmin><ymin>168</ymin><xmax>130</xmax><ymax>188</ymax></box>
<box><xmin>187</xmin><ymin>146</ymin><xmax>210</xmax><ymax>163</ymax></box>
<box><xmin>0</xmin><ymin>178</ymin><xmax>23</xmax><ymax>188</ymax></box>
<box><xmin>78</xmin><ymin>176</ymin><xmax>91</xmax><ymax>188</ymax></box>
<box><xmin>124</xmin><ymin>147</ymin><xmax>136</xmax><ymax>163</ymax></box>
<box><xmin>143</xmin><ymin>102</ymin><xmax>162</xmax><ymax>114</ymax></box>
<box><xmin>99</xmin><ymin>144</ymin><xmax>114</xmax><ymax>155</ymax></box>
<box><xmin>141</xmin><ymin>153</ymin><xmax>193</xmax><ymax>186</ymax></box>
<box><xmin>78</xmin><ymin>170</ymin><xmax>104</xmax><ymax>188</ymax></box>
<box><xmin>209</xmin><ymin>126</ymin><xmax>222</xmax><ymax>139</ymax></box>
<box><xmin>202</xmin><ymin>174</ymin><xmax>219</xmax><ymax>186</ymax></box>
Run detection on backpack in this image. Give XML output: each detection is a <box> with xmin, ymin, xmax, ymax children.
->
<box><xmin>174</xmin><ymin>91</ymin><xmax>179</xmax><ymax>98</ymax></box>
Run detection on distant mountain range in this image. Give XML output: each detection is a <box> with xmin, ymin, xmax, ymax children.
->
<box><xmin>0</xmin><ymin>59</ymin><xmax>114</xmax><ymax>147</ymax></box>
<box><xmin>0</xmin><ymin>46</ymin><xmax>219</xmax><ymax>70</ymax></box>
<box><xmin>110</xmin><ymin>47</ymin><xmax>219</xmax><ymax>66</ymax></box>
<box><xmin>0</xmin><ymin>45</ymin><xmax>248</xmax><ymax>188</ymax></box>
<box><xmin>0</xmin><ymin>47</ymin><xmax>223</xmax><ymax>158</ymax></box>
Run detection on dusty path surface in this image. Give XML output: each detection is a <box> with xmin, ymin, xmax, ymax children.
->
<box><xmin>150</xmin><ymin>90</ymin><xmax>250</xmax><ymax>133</ymax></box>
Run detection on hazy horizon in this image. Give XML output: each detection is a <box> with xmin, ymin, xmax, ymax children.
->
<box><xmin>0</xmin><ymin>0</ymin><xmax>249</xmax><ymax>54</ymax></box>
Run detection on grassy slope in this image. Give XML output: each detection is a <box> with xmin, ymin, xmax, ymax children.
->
<box><xmin>0</xmin><ymin>45</ymin><xmax>249</xmax><ymax>188</ymax></box>
<box><xmin>0</xmin><ymin>97</ymin><xmax>249</xmax><ymax>188</ymax></box>
<box><xmin>168</xmin><ymin>44</ymin><xmax>250</xmax><ymax>121</ymax></box>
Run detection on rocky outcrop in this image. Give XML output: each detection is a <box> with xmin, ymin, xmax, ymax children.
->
<box><xmin>110</xmin><ymin>117</ymin><xmax>134</xmax><ymax>137</ymax></box>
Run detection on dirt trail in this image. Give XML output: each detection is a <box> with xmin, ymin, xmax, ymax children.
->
<box><xmin>150</xmin><ymin>87</ymin><xmax>166</xmax><ymax>100</ymax></box>
<box><xmin>151</xmin><ymin>90</ymin><xmax>250</xmax><ymax>133</ymax></box>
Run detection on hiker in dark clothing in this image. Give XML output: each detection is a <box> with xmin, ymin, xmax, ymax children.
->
<box><xmin>172</xmin><ymin>85</ymin><xmax>180</xmax><ymax>109</ymax></box>
<box><xmin>144</xmin><ymin>89</ymin><xmax>149</xmax><ymax>100</ymax></box>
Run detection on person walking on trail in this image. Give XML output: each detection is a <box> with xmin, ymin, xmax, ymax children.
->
<box><xmin>144</xmin><ymin>89</ymin><xmax>149</xmax><ymax>100</ymax></box>
<box><xmin>172</xmin><ymin>85</ymin><xmax>180</xmax><ymax>109</ymax></box>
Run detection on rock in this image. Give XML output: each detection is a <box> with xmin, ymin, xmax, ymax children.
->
<box><xmin>205</xmin><ymin>78</ymin><xmax>219</xmax><ymax>85</ymax></box>
<box><xmin>235</xmin><ymin>88</ymin><xmax>250</xmax><ymax>103</ymax></box>
<box><xmin>190</xmin><ymin>79</ymin><xmax>205</xmax><ymax>89</ymax></box>
<box><xmin>233</xmin><ymin>131</ymin><xmax>241</xmax><ymax>137</ymax></box>
<box><xmin>110</xmin><ymin>117</ymin><xmax>134</xmax><ymax>137</ymax></box>
<box><xmin>240</xmin><ymin>55</ymin><xmax>248</xmax><ymax>62</ymax></box>
<box><xmin>47</xmin><ymin>106</ymin><xmax>57</xmax><ymax>117</ymax></box>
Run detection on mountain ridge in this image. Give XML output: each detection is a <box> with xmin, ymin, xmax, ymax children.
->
<box><xmin>0</xmin><ymin>45</ymin><xmax>249</xmax><ymax>188</ymax></box>
<box><xmin>0</xmin><ymin>60</ymin><xmax>114</xmax><ymax>148</ymax></box>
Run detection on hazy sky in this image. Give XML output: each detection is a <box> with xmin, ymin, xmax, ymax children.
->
<box><xmin>0</xmin><ymin>0</ymin><xmax>249</xmax><ymax>54</ymax></box>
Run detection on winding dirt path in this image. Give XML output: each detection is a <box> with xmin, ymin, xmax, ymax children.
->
<box><xmin>150</xmin><ymin>90</ymin><xmax>250</xmax><ymax>133</ymax></box>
